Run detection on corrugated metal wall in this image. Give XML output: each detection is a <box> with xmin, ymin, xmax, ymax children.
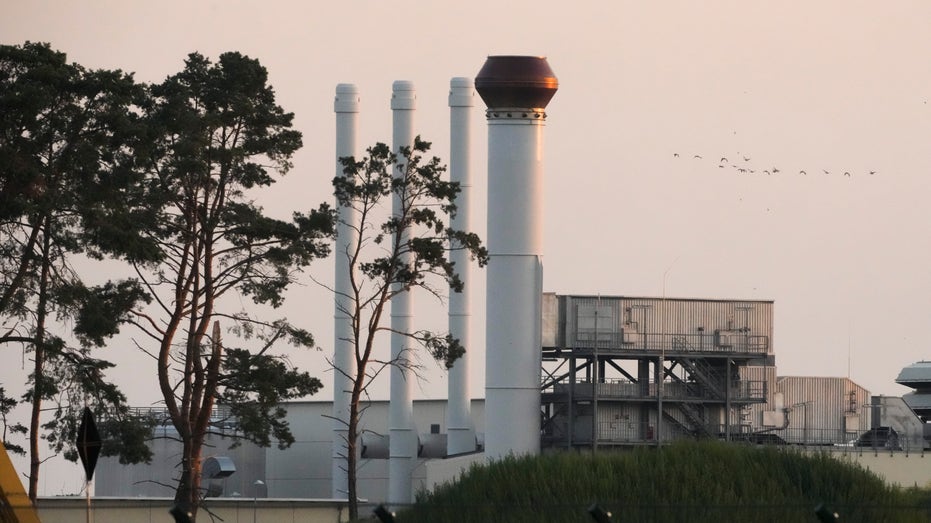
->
<box><xmin>543</xmin><ymin>295</ymin><xmax>881</xmax><ymax>449</ymax></box>
<box><xmin>548</xmin><ymin>295</ymin><xmax>774</xmax><ymax>355</ymax></box>
<box><xmin>769</xmin><ymin>377</ymin><xmax>871</xmax><ymax>444</ymax></box>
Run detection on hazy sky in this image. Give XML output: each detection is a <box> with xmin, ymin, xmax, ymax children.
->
<box><xmin>4</xmin><ymin>1</ymin><xmax>931</xmax><ymax>494</ymax></box>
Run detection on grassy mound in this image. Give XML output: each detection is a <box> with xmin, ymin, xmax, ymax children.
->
<box><xmin>394</xmin><ymin>441</ymin><xmax>931</xmax><ymax>522</ymax></box>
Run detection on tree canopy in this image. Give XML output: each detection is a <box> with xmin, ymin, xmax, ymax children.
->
<box><xmin>331</xmin><ymin>137</ymin><xmax>487</xmax><ymax>519</ymax></box>
<box><xmin>0</xmin><ymin>45</ymin><xmax>334</xmax><ymax>518</ymax></box>
<box><xmin>0</xmin><ymin>41</ymin><xmax>159</xmax><ymax>501</ymax></box>
<box><xmin>125</xmin><ymin>51</ymin><xmax>333</xmax><ymax>518</ymax></box>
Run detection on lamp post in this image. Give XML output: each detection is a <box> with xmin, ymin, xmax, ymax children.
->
<box><xmin>593</xmin><ymin>295</ymin><xmax>601</xmax><ymax>453</ymax></box>
<box><xmin>252</xmin><ymin>479</ymin><xmax>265</xmax><ymax>523</ymax></box>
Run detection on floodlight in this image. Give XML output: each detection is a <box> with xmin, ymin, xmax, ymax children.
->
<box><xmin>588</xmin><ymin>503</ymin><xmax>613</xmax><ymax>523</ymax></box>
<box><xmin>814</xmin><ymin>502</ymin><xmax>839</xmax><ymax>522</ymax></box>
<box><xmin>374</xmin><ymin>504</ymin><xmax>396</xmax><ymax>523</ymax></box>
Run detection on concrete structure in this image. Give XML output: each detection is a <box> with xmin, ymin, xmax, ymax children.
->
<box><xmin>476</xmin><ymin>55</ymin><xmax>558</xmax><ymax>460</ymax></box>
<box><xmin>34</xmin><ymin>497</ymin><xmax>348</xmax><ymax>523</ymax></box>
<box><xmin>869</xmin><ymin>395</ymin><xmax>930</xmax><ymax>451</ymax></box>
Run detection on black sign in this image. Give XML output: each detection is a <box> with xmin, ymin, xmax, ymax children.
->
<box><xmin>76</xmin><ymin>407</ymin><xmax>101</xmax><ymax>481</ymax></box>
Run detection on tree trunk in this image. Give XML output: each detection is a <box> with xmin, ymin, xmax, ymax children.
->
<box><xmin>28</xmin><ymin>225</ymin><xmax>52</xmax><ymax>503</ymax></box>
<box><xmin>173</xmin><ymin>438</ymin><xmax>193</xmax><ymax>517</ymax></box>
<box><xmin>27</xmin><ymin>338</ymin><xmax>43</xmax><ymax>503</ymax></box>
<box><xmin>173</xmin><ymin>430</ymin><xmax>205</xmax><ymax>521</ymax></box>
<box><xmin>347</xmin><ymin>382</ymin><xmax>362</xmax><ymax>521</ymax></box>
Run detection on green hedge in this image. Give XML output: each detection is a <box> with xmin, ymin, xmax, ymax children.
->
<box><xmin>389</xmin><ymin>441</ymin><xmax>931</xmax><ymax>522</ymax></box>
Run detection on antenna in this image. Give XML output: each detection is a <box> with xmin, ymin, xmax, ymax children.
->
<box><xmin>847</xmin><ymin>317</ymin><xmax>851</xmax><ymax>379</ymax></box>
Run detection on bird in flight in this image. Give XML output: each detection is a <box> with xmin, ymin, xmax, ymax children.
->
<box><xmin>694</xmin><ymin>154</ymin><xmax>703</xmax><ymax>159</ymax></box>
<box><xmin>843</xmin><ymin>171</ymin><xmax>851</xmax><ymax>177</ymax></box>
<box><xmin>869</xmin><ymin>170</ymin><xmax>876</xmax><ymax>175</ymax></box>
<box><xmin>673</xmin><ymin>153</ymin><xmax>679</xmax><ymax>157</ymax></box>
<box><xmin>799</xmin><ymin>170</ymin><xmax>807</xmax><ymax>175</ymax></box>
<box><xmin>720</xmin><ymin>157</ymin><xmax>728</xmax><ymax>163</ymax></box>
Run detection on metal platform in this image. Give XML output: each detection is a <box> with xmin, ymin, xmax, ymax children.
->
<box><xmin>540</xmin><ymin>294</ymin><xmax>775</xmax><ymax>449</ymax></box>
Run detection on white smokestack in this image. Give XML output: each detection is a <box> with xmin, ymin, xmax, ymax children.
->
<box><xmin>332</xmin><ymin>83</ymin><xmax>360</xmax><ymax>498</ymax></box>
<box><xmin>389</xmin><ymin>80</ymin><xmax>418</xmax><ymax>505</ymax></box>
<box><xmin>447</xmin><ymin>77</ymin><xmax>476</xmax><ymax>456</ymax></box>
<box><xmin>476</xmin><ymin>56</ymin><xmax>558</xmax><ymax>459</ymax></box>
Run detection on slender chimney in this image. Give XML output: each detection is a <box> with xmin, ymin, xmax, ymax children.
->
<box><xmin>388</xmin><ymin>80</ymin><xmax>418</xmax><ymax>505</ymax></box>
<box><xmin>447</xmin><ymin>77</ymin><xmax>476</xmax><ymax>456</ymax></box>
<box><xmin>476</xmin><ymin>56</ymin><xmax>558</xmax><ymax>459</ymax></box>
<box><xmin>332</xmin><ymin>83</ymin><xmax>360</xmax><ymax>498</ymax></box>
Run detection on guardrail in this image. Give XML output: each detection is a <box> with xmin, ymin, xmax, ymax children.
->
<box><xmin>568</xmin><ymin>332</ymin><xmax>769</xmax><ymax>355</ymax></box>
<box><xmin>544</xmin><ymin>379</ymin><xmax>767</xmax><ymax>402</ymax></box>
<box><xmin>545</xmin><ymin>422</ymin><xmax>930</xmax><ymax>452</ymax></box>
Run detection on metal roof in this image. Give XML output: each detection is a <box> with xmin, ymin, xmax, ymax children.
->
<box><xmin>895</xmin><ymin>361</ymin><xmax>931</xmax><ymax>387</ymax></box>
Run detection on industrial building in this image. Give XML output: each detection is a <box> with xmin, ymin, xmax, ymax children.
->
<box><xmin>95</xmin><ymin>400</ymin><xmax>487</xmax><ymax>500</ymax></box>
<box><xmin>95</xmin><ymin>292</ymin><xmax>925</xmax><ymax>504</ymax></box>
<box><xmin>7</xmin><ymin>55</ymin><xmax>931</xmax><ymax>523</ymax></box>
<box><xmin>536</xmin><ymin>293</ymin><xmax>880</xmax><ymax>450</ymax></box>
<box><xmin>90</xmin><ymin>58</ymin><xmax>930</xmax><ymax>507</ymax></box>
<box><xmin>896</xmin><ymin>361</ymin><xmax>931</xmax><ymax>424</ymax></box>
<box><xmin>540</xmin><ymin>294</ymin><xmax>774</xmax><ymax>448</ymax></box>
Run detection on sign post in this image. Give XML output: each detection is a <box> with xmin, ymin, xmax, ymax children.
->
<box><xmin>76</xmin><ymin>407</ymin><xmax>101</xmax><ymax>523</ymax></box>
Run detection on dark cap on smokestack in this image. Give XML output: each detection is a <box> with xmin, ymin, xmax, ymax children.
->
<box><xmin>475</xmin><ymin>56</ymin><xmax>558</xmax><ymax>110</ymax></box>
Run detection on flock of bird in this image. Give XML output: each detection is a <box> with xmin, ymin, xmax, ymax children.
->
<box><xmin>672</xmin><ymin>152</ymin><xmax>878</xmax><ymax>178</ymax></box>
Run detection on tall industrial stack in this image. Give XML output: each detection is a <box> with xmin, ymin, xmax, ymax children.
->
<box><xmin>475</xmin><ymin>56</ymin><xmax>558</xmax><ymax>459</ymax></box>
<box><xmin>332</xmin><ymin>83</ymin><xmax>360</xmax><ymax>498</ymax></box>
<box><xmin>388</xmin><ymin>81</ymin><xmax>418</xmax><ymax>505</ymax></box>
<box><xmin>446</xmin><ymin>77</ymin><xmax>477</xmax><ymax>456</ymax></box>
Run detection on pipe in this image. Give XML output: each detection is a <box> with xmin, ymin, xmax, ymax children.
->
<box><xmin>388</xmin><ymin>80</ymin><xmax>417</xmax><ymax>506</ymax></box>
<box><xmin>332</xmin><ymin>83</ymin><xmax>360</xmax><ymax>499</ymax></box>
<box><xmin>447</xmin><ymin>77</ymin><xmax>476</xmax><ymax>456</ymax></box>
<box><xmin>476</xmin><ymin>56</ymin><xmax>558</xmax><ymax>459</ymax></box>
